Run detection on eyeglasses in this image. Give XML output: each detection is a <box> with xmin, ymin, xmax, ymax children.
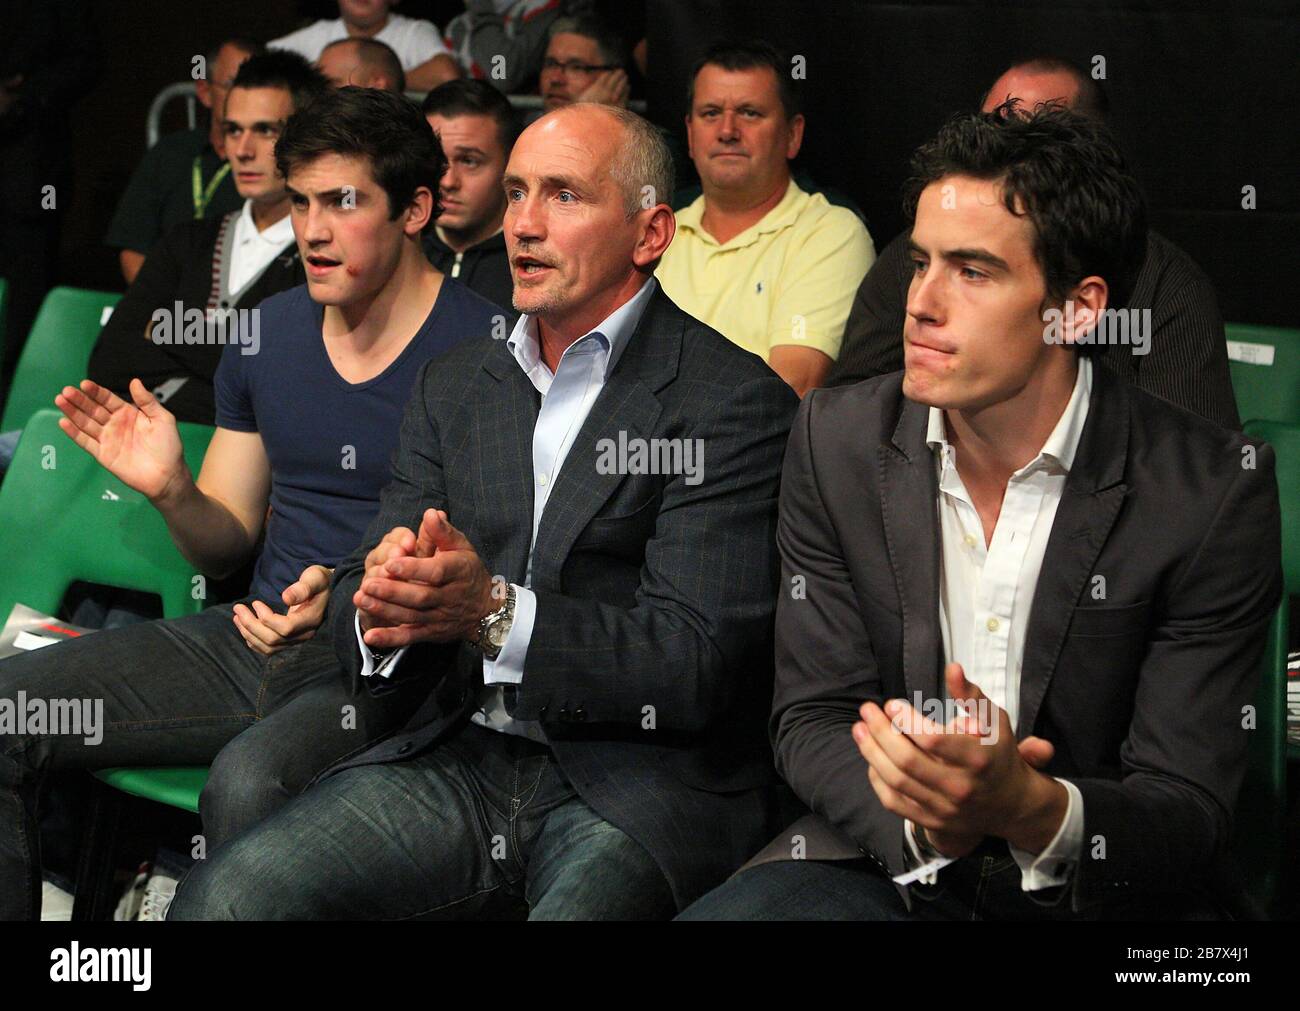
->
<box><xmin>541</xmin><ymin>58</ymin><xmax>617</xmax><ymax>76</ymax></box>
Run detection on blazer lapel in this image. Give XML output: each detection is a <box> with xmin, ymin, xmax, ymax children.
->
<box><xmin>878</xmin><ymin>394</ymin><xmax>944</xmax><ymax>704</ymax></box>
<box><xmin>475</xmin><ymin>339</ymin><xmax>540</xmax><ymax>585</ymax></box>
<box><xmin>1017</xmin><ymin>366</ymin><xmax>1130</xmax><ymax>736</ymax></box>
<box><xmin>527</xmin><ymin>291</ymin><xmax>680</xmax><ymax>592</ymax></box>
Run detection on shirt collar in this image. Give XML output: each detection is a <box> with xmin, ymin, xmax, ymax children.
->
<box><xmin>237</xmin><ymin>199</ymin><xmax>295</xmax><ymax>247</ymax></box>
<box><xmin>926</xmin><ymin>356</ymin><xmax>1093</xmax><ymax>474</ymax></box>
<box><xmin>506</xmin><ymin>275</ymin><xmax>658</xmax><ymax>381</ymax></box>
<box><xmin>676</xmin><ymin>178</ymin><xmax>805</xmax><ymax>249</ymax></box>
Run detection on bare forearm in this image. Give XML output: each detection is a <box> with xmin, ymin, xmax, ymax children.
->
<box><xmin>153</xmin><ymin>474</ymin><xmax>257</xmax><ymax>578</ymax></box>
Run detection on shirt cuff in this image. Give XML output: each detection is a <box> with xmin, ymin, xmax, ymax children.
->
<box><xmin>354</xmin><ymin>611</ymin><xmax>407</xmax><ymax>679</ymax></box>
<box><xmin>482</xmin><ymin>584</ymin><xmax>535</xmax><ymax>685</ymax></box>
<box><xmin>1008</xmin><ymin>778</ymin><xmax>1084</xmax><ymax>891</ymax></box>
<box><xmin>892</xmin><ymin>819</ymin><xmax>955</xmax><ymax>886</ymax></box>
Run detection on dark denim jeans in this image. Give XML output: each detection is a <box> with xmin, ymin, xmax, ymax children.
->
<box><xmin>168</xmin><ymin>721</ymin><xmax>677</xmax><ymax>921</ymax></box>
<box><xmin>0</xmin><ymin>600</ymin><xmax>430</xmax><ymax>920</ymax></box>
<box><xmin>678</xmin><ymin>848</ymin><xmax>1228</xmax><ymax>921</ymax></box>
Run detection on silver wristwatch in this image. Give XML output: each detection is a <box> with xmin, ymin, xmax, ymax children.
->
<box><xmin>471</xmin><ymin>584</ymin><xmax>515</xmax><ymax>660</ymax></box>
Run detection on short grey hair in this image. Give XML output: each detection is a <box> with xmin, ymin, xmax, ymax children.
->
<box><xmin>594</xmin><ymin>104</ymin><xmax>675</xmax><ymax>217</ymax></box>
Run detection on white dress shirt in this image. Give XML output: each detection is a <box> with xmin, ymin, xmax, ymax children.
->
<box><xmin>226</xmin><ymin>200</ymin><xmax>295</xmax><ymax>296</ymax></box>
<box><xmin>355</xmin><ymin>277</ymin><xmax>660</xmax><ymax>742</ymax></box>
<box><xmin>900</xmin><ymin>356</ymin><xmax>1092</xmax><ymax>893</ymax></box>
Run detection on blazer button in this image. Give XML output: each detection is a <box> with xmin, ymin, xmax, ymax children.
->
<box><xmin>397</xmin><ymin>742</ymin><xmax>413</xmax><ymax>755</ymax></box>
<box><xmin>538</xmin><ymin>705</ymin><xmax>549</xmax><ymax>720</ymax></box>
<box><xmin>574</xmin><ymin>707</ymin><xmax>587</xmax><ymax>722</ymax></box>
<box><xmin>559</xmin><ymin>707</ymin><xmax>570</xmax><ymax>721</ymax></box>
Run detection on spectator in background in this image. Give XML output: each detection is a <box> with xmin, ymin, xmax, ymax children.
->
<box><xmin>537</xmin><ymin>14</ymin><xmax>628</xmax><ymax>115</ymax></box>
<box><xmin>421</xmin><ymin>80</ymin><xmax>518</xmax><ymax>314</ymax></box>
<box><xmin>105</xmin><ymin>38</ymin><xmax>259</xmax><ymax>286</ymax></box>
<box><xmin>656</xmin><ymin>40</ymin><xmax>875</xmax><ymax>397</ymax></box>
<box><xmin>317</xmin><ymin>37</ymin><xmax>406</xmax><ymax>92</ymax></box>
<box><xmin>825</xmin><ymin>56</ymin><xmax>1240</xmax><ymax>430</ymax></box>
<box><xmin>88</xmin><ymin>52</ymin><xmax>330</xmax><ymax>426</ymax></box>
<box><xmin>271</xmin><ymin>0</ymin><xmax>458</xmax><ymax>91</ymax></box>
<box><xmin>443</xmin><ymin>0</ymin><xmax>567</xmax><ymax>93</ymax></box>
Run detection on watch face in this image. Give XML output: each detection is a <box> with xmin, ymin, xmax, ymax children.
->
<box><xmin>487</xmin><ymin>616</ymin><xmax>512</xmax><ymax>650</ymax></box>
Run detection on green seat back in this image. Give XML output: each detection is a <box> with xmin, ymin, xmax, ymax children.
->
<box><xmin>1227</xmin><ymin>324</ymin><xmax>1300</xmax><ymax>428</ymax></box>
<box><xmin>0</xmin><ymin>409</ymin><xmax>215</xmax><ymax>624</ymax></box>
<box><xmin>1</xmin><ymin>287</ymin><xmax>123</xmax><ymax>432</ymax></box>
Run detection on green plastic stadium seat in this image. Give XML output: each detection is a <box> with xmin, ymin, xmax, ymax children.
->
<box><xmin>0</xmin><ymin>286</ymin><xmax>122</xmax><ymax>433</ymax></box>
<box><xmin>1227</xmin><ymin>324</ymin><xmax>1300</xmax><ymax>428</ymax></box>
<box><xmin>92</xmin><ymin>766</ymin><xmax>210</xmax><ymax>814</ymax></box>
<box><xmin>0</xmin><ymin>409</ymin><xmax>213</xmax><ymax>624</ymax></box>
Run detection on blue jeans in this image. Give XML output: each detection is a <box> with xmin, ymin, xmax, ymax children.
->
<box><xmin>168</xmin><ymin>721</ymin><xmax>677</xmax><ymax>921</ymax></box>
<box><xmin>0</xmin><ymin>600</ymin><xmax>431</xmax><ymax>920</ymax></box>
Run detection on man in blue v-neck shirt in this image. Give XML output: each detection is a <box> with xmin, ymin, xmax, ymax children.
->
<box><xmin>0</xmin><ymin>88</ymin><xmax>503</xmax><ymax>920</ymax></box>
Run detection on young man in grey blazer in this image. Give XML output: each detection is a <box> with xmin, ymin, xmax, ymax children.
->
<box><xmin>168</xmin><ymin>103</ymin><xmax>800</xmax><ymax>920</ymax></box>
<box><xmin>680</xmin><ymin>103</ymin><xmax>1282</xmax><ymax>921</ymax></box>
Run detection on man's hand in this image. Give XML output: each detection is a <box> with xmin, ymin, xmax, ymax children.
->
<box><xmin>576</xmin><ymin>68</ymin><xmax>630</xmax><ymax>107</ymax></box>
<box><xmin>232</xmin><ymin>564</ymin><xmax>332</xmax><ymax>656</ymax></box>
<box><xmin>852</xmin><ymin>662</ymin><xmax>1067</xmax><ymax>857</ymax></box>
<box><xmin>55</xmin><ymin>378</ymin><xmax>188</xmax><ymax>504</ymax></box>
<box><xmin>355</xmin><ymin>509</ymin><xmax>497</xmax><ymax>650</ymax></box>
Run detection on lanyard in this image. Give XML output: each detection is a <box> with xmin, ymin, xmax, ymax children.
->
<box><xmin>192</xmin><ymin>157</ymin><xmax>231</xmax><ymax>219</ymax></box>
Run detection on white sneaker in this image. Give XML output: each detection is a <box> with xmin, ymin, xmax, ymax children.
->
<box><xmin>114</xmin><ymin>862</ymin><xmax>152</xmax><ymax>921</ymax></box>
<box><xmin>40</xmin><ymin>879</ymin><xmax>74</xmax><ymax>921</ymax></box>
<box><xmin>137</xmin><ymin>872</ymin><xmax>178</xmax><ymax>921</ymax></box>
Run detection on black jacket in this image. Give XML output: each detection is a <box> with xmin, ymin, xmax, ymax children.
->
<box><xmin>422</xmin><ymin>228</ymin><xmax>515</xmax><ymax>320</ymax></box>
<box><xmin>88</xmin><ymin>212</ymin><xmax>304</xmax><ymax>425</ymax></box>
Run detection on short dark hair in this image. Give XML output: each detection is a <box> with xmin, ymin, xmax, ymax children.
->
<box><xmin>902</xmin><ymin>101</ymin><xmax>1147</xmax><ymax>316</ymax></box>
<box><xmin>229</xmin><ymin>49</ymin><xmax>331</xmax><ymax>115</ymax></box>
<box><xmin>981</xmin><ymin>56</ymin><xmax>1110</xmax><ymax>122</ymax></box>
<box><xmin>321</xmin><ymin>37</ymin><xmax>406</xmax><ymax>93</ymax></box>
<box><xmin>421</xmin><ymin>78</ymin><xmax>521</xmax><ymax>154</ymax></box>
<box><xmin>275</xmin><ymin>86</ymin><xmax>445</xmax><ymax>224</ymax></box>
<box><xmin>205</xmin><ymin>37</ymin><xmax>264</xmax><ymax>71</ymax></box>
<box><xmin>687</xmin><ymin>39</ymin><xmax>801</xmax><ymax>119</ymax></box>
<box><xmin>547</xmin><ymin>15</ymin><xmax>627</xmax><ymax>68</ymax></box>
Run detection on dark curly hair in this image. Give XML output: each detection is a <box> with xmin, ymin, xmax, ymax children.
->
<box><xmin>275</xmin><ymin>86</ymin><xmax>445</xmax><ymax>225</ymax></box>
<box><xmin>903</xmin><ymin>100</ymin><xmax>1147</xmax><ymax>314</ymax></box>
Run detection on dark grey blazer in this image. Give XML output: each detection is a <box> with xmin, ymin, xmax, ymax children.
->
<box><xmin>756</xmin><ymin>365</ymin><xmax>1281</xmax><ymax>915</ymax></box>
<box><xmin>319</xmin><ymin>287</ymin><xmax>800</xmax><ymax>910</ymax></box>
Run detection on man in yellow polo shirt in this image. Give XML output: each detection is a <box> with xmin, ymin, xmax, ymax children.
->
<box><xmin>656</xmin><ymin>40</ymin><xmax>875</xmax><ymax>396</ymax></box>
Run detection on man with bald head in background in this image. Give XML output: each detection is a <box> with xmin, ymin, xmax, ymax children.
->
<box><xmin>826</xmin><ymin>56</ymin><xmax>1239</xmax><ymax>430</ymax></box>
<box><xmin>317</xmin><ymin>37</ymin><xmax>404</xmax><ymax>92</ymax></box>
<box><xmin>168</xmin><ymin>102</ymin><xmax>799</xmax><ymax>921</ymax></box>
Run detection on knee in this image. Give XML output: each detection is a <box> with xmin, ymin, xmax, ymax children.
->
<box><xmin>200</xmin><ymin>739</ymin><xmax>295</xmax><ymax>848</ymax></box>
<box><xmin>166</xmin><ymin>846</ymin><xmax>279</xmax><ymax>921</ymax></box>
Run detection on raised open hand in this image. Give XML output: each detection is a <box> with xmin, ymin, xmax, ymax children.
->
<box><xmin>55</xmin><ymin>378</ymin><xmax>186</xmax><ymax>502</ymax></box>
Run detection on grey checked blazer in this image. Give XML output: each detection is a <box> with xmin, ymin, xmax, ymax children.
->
<box><xmin>320</xmin><ymin>286</ymin><xmax>800</xmax><ymax>910</ymax></box>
